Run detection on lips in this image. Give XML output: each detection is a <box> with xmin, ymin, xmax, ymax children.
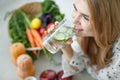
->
<box><xmin>74</xmin><ymin>26</ymin><xmax>83</xmax><ymax>33</ymax></box>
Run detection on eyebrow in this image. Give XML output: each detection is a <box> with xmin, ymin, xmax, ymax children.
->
<box><xmin>73</xmin><ymin>3</ymin><xmax>89</xmax><ymax>18</ymax></box>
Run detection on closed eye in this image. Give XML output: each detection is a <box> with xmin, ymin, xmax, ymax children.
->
<box><xmin>82</xmin><ymin>14</ymin><xmax>89</xmax><ymax>21</ymax></box>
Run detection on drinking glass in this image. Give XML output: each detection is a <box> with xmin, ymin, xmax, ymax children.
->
<box><xmin>42</xmin><ymin>19</ymin><xmax>75</xmax><ymax>54</ymax></box>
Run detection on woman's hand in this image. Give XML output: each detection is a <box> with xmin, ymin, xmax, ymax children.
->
<box><xmin>61</xmin><ymin>39</ymin><xmax>74</xmax><ymax>63</ymax></box>
<box><xmin>61</xmin><ymin>39</ymin><xmax>73</xmax><ymax>51</ymax></box>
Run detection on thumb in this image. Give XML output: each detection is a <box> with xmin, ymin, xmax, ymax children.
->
<box><xmin>66</xmin><ymin>39</ymin><xmax>73</xmax><ymax>44</ymax></box>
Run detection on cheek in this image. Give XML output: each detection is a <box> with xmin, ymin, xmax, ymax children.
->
<box><xmin>82</xmin><ymin>23</ymin><xmax>93</xmax><ymax>33</ymax></box>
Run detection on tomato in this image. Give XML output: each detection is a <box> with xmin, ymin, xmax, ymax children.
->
<box><xmin>41</xmin><ymin>30</ymin><xmax>47</xmax><ymax>39</ymax></box>
<box><xmin>39</xmin><ymin>27</ymin><xmax>46</xmax><ymax>36</ymax></box>
<box><xmin>46</xmin><ymin>23</ymin><xmax>55</xmax><ymax>34</ymax></box>
<box><xmin>39</xmin><ymin>27</ymin><xmax>48</xmax><ymax>39</ymax></box>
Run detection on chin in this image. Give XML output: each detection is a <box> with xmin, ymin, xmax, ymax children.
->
<box><xmin>75</xmin><ymin>33</ymin><xmax>91</xmax><ymax>37</ymax></box>
<box><xmin>75</xmin><ymin>34</ymin><xmax>83</xmax><ymax>37</ymax></box>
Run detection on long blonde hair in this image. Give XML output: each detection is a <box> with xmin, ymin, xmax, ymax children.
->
<box><xmin>79</xmin><ymin>0</ymin><xmax>120</xmax><ymax>70</ymax></box>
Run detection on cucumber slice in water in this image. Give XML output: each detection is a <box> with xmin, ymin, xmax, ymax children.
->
<box><xmin>54</xmin><ymin>27</ymin><xmax>75</xmax><ymax>42</ymax></box>
<box><xmin>64</xmin><ymin>33</ymin><xmax>70</xmax><ymax>41</ymax></box>
<box><xmin>66</xmin><ymin>28</ymin><xmax>74</xmax><ymax>36</ymax></box>
<box><xmin>54</xmin><ymin>33</ymin><xmax>66</xmax><ymax>41</ymax></box>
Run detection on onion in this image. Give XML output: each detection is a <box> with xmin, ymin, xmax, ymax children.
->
<box><xmin>57</xmin><ymin>70</ymin><xmax>73</xmax><ymax>80</ymax></box>
<box><xmin>40</xmin><ymin>69</ymin><xmax>56</xmax><ymax>80</ymax></box>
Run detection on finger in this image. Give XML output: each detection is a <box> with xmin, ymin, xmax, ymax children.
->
<box><xmin>66</xmin><ymin>39</ymin><xmax>73</xmax><ymax>44</ymax></box>
<box><xmin>54</xmin><ymin>21</ymin><xmax>59</xmax><ymax>28</ymax></box>
<box><xmin>54</xmin><ymin>21</ymin><xmax>59</xmax><ymax>26</ymax></box>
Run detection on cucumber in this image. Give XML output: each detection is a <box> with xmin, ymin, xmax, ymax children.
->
<box><xmin>54</xmin><ymin>33</ymin><xmax>66</xmax><ymax>41</ymax></box>
<box><xmin>66</xmin><ymin>28</ymin><xmax>74</xmax><ymax>36</ymax></box>
<box><xmin>64</xmin><ymin>33</ymin><xmax>70</xmax><ymax>41</ymax></box>
<box><xmin>54</xmin><ymin>27</ymin><xmax>75</xmax><ymax>42</ymax></box>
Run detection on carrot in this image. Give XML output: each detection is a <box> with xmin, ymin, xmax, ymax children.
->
<box><xmin>34</xmin><ymin>39</ymin><xmax>41</xmax><ymax>48</ymax></box>
<box><xmin>26</xmin><ymin>29</ymin><xmax>37</xmax><ymax>54</ymax></box>
<box><xmin>31</xmin><ymin>29</ymin><xmax>44</xmax><ymax>48</ymax></box>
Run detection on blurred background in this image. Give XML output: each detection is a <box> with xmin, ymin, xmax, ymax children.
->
<box><xmin>0</xmin><ymin>0</ymin><xmax>73</xmax><ymax>80</ymax></box>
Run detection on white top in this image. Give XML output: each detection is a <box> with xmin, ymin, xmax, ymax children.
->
<box><xmin>62</xmin><ymin>36</ymin><xmax>120</xmax><ymax>80</ymax></box>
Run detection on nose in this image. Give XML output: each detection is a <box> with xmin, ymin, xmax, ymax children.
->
<box><xmin>72</xmin><ymin>11</ymin><xmax>80</xmax><ymax>25</ymax></box>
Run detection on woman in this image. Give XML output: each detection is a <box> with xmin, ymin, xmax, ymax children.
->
<box><xmin>61</xmin><ymin>0</ymin><xmax>120</xmax><ymax>80</ymax></box>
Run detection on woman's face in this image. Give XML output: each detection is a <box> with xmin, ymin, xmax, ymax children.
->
<box><xmin>72</xmin><ymin>0</ymin><xmax>94</xmax><ymax>37</ymax></box>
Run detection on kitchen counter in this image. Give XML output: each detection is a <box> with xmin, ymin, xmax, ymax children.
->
<box><xmin>0</xmin><ymin>0</ymin><xmax>95</xmax><ymax>80</ymax></box>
